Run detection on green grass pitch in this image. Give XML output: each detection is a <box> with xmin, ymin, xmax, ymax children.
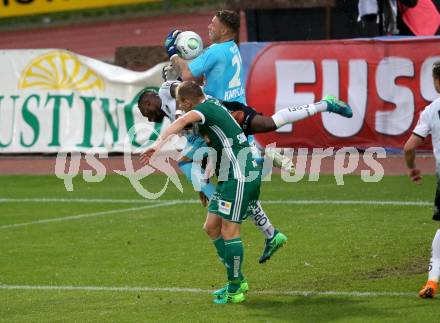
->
<box><xmin>0</xmin><ymin>174</ymin><xmax>439</xmax><ymax>322</ymax></box>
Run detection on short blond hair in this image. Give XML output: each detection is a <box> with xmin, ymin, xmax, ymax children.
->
<box><xmin>177</xmin><ymin>81</ymin><xmax>204</xmax><ymax>103</ymax></box>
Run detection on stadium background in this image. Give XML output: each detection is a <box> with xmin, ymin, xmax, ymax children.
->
<box><xmin>1</xmin><ymin>0</ymin><xmax>440</xmax><ymax>321</ymax></box>
<box><xmin>0</xmin><ymin>0</ymin><xmax>437</xmax><ymax>173</ymax></box>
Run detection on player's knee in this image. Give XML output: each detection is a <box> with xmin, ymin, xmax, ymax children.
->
<box><xmin>203</xmin><ymin>221</ymin><xmax>217</xmax><ymax>237</ymax></box>
<box><xmin>262</xmin><ymin>118</ymin><xmax>277</xmax><ymax>131</ymax></box>
<box><xmin>221</xmin><ymin>225</ymin><xmax>240</xmax><ymax>240</ymax></box>
<box><xmin>251</xmin><ymin>116</ymin><xmax>276</xmax><ymax>133</ymax></box>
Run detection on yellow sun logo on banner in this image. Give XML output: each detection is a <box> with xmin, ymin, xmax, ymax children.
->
<box><xmin>18</xmin><ymin>50</ymin><xmax>105</xmax><ymax>91</ymax></box>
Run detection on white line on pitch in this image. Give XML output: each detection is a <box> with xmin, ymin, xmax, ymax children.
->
<box><xmin>264</xmin><ymin>200</ymin><xmax>431</xmax><ymax>206</ymax></box>
<box><xmin>0</xmin><ymin>284</ymin><xmax>415</xmax><ymax>298</ymax></box>
<box><xmin>0</xmin><ymin>198</ymin><xmax>160</xmax><ymax>204</ymax></box>
<box><xmin>0</xmin><ymin>201</ymin><xmax>178</xmax><ymax>230</ymax></box>
<box><xmin>0</xmin><ymin>198</ymin><xmax>431</xmax><ymax>206</ymax></box>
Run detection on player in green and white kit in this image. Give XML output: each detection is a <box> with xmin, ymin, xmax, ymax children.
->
<box><xmin>192</xmin><ymin>99</ymin><xmax>262</xmax><ymax>226</ymax></box>
<box><xmin>143</xmin><ymin>81</ymin><xmax>263</xmax><ymax>304</ymax></box>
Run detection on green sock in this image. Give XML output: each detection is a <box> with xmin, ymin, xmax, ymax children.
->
<box><xmin>213</xmin><ymin>236</ymin><xmax>225</xmax><ymax>265</ymax></box>
<box><xmin>224</xmin><ymin>237</ymin><xmax>244</xmax><ymax>293</ymax></box>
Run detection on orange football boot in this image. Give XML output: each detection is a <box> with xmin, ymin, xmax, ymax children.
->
<box><xmin>419</xmin><ymin>280</ymin><xmax>438</xmax><ymax>299</ymax></box>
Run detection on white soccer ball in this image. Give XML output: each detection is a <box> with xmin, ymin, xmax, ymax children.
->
<box><xmin>175</xmin><ymin>31</ymin><xmax>203</xmax><ymax>60</ymax></box>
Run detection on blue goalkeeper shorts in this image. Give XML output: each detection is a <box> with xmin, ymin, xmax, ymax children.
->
<box><xmin>182</xmin><ymin>133</ymin><xmax>207</xmax><ymax>161</ymax></box>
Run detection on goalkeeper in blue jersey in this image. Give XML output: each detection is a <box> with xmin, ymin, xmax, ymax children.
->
<box><xmin>167</xmin><ymin>10</ymin><xmax>246</xmax><ymax>104</ymax></box>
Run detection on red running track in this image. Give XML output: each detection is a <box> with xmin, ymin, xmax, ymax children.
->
<box><xmin>0</xmin><ymin>155</ymin><xmax>435</xmax><ymax>175</ymax></box>
<box><xmin>0</xmin><ymin>11</ymin><xmax>248</xmax><ymax>61</ymax></box>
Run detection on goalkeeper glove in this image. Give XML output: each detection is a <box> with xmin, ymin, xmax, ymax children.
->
<box><xmin>164</xmin><ymin>29</ymin><xmax>181</xmax><ymax>58</ymax></box>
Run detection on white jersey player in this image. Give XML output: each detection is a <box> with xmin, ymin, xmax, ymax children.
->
<box><xmin>404</xmin><ymin>61</ymin><xmax>440</xmax><ymax>298</ymax></box>
<box><xmin>158</xmin><ymin>80</ymin><xmax>179</xmax><ymax>122</ymax></box>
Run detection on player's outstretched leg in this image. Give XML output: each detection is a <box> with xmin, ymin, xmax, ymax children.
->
<box><xmin>419</xmin><ymin>281</ymin><xmax>438</xmax><ymax>298</ymax></box>
<box><xmin>419</xmin><ymin>228</ymin><xmax>440</xmax><ymax>298</ymax></box>
<box><xmin>259</xmin><ymin>229</ymin><xmax>288</xmax><ymax>264</ymax></box>
<box><xmin>248</xmin><ymin>201</ymin><xmax>288</xmax><ymax>264</ymax></box>
<box><xmin>323</xmin><ymin>95</ymin><xmax>353</xmax><ymax>118</ymax></box>
<box><xmin>270</xmin><ymin>96</ymin><xmax>352</xmax><ymax>131</ymax></box>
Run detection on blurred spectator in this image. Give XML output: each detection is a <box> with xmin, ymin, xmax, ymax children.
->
<box><xmin>358</xmin><ymin>0</ymin><xmax>382</xmax><ymax>36</ymax></box>
<box><xmin>398</xmin><ymin>0</ymin><xmax>440</xmax><ymax>35</ymax></box>
<box><xmin>358</xmin><ymin>0</ymin><xmax>440</xmax><ymax>36</ymax></box>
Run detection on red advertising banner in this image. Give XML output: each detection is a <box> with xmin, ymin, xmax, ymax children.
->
<box><xmin>246</xmin><ymin>38</ymin><xmax>440</xmax><ymax>149</ymax></box>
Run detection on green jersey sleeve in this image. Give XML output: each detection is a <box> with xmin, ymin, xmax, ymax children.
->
<box><xmin>193</xmin><ymin>100</ymin><xmax>220</xmax><ymax>125</ymax></box>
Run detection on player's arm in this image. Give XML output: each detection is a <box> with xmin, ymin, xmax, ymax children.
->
<box><xmin>170</xmin><ymin>55</ymin><xmax>204</xmax><ymax>85</ymax></box>
<box><xmin>159</xmin><ymin>111</ymin><xmax>201</xmax><ymax>145</ymax></box>
<box><xmin>164</xmin><ymin>29</ymin><xmax>199</xmax><ymax>82</ymax></box>
<box><xmin>143</xmin><ymin>111</ymin><xmax>202</xmax><ymax>156</ymax></box>
<box><xmin>403</xmin><ymin>134</ymin><xmax>425</xmax><ymax>184</ymax></box>
<box><xmin>404</xmin><ymin>108</ymin><xmax>431</xmax><ymax>184</ymax></box>
<box><xmin>171</xmin><ymin>55</ymin><xmax>196</xmax><ymax>81</ymax></box>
